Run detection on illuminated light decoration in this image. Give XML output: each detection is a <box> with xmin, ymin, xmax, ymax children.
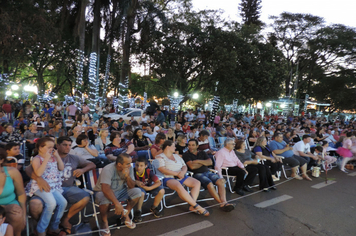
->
<box><xmin>37</xmin><ymin>92</ymin><xmax>56</xmax><ymax>104</ymax></box>
<box><xmin>129</xmin><ymin>97</ymin><xmax>135</xmax><ymax>108</ymax></box>
<box><xmin>257</xmin><ymin>102</ymin><xmax>262</xmax><ymax>109</ymax></box>
<box><xmin>113</xmin><ymin>97</ymin><xmax>119</xmax><ymax>111</ymax></box>
<box><xmin>5</xmin><ymin>91</ymin><xmax>12</xmax><ymax>96</ymax></box>
<box><xmin>280</xmin><ymin>103</ymin><xmax>286</xmax><ymax>109</ymax></box>
<box><xmin>192</xmin><ymin>93</ymin><xmax>199</xmax><ymax>99</ymax></box>
<box><xmin>21</xmin><ymin>92</ymin><xmax>29</xmax><ymax>100</ymax></box>
<box><xmin>101</xmin><ymin>54</ymin><xmax>111</xmax><ymax>106</ymax></box>
<box><xmin>13</xmin><ymin>93</ymin><xmax>19</xmax><ymax>98</ymax></box>
<box><xmin>233</xmin><ymin>99</ymin><xmax>238</xmax><ymax>112</ymax></box>
<box><xmin>304</xmin><ymin>94</ymin><xmax>309</xmax><ymax>112</ymax></box>
<box><xmin>88</xmin><ymin>52</ymin><xmax>98</xmax><ymax>112</ymax></box>
<box><xmin>0</xmin><ymin>74</ymin><xmax>10</xmax><ymax>87</ymax></box>
<box><xmin>266</xmin><ymin>102</ymin><xmax>272</xmax><ymax>107</ymax></box>
<box><xmin>210</xmin><ymin>95</ymin><xmax>220</xmax><ymax>123</ymax></box>
<box><xmin>117</xmin><ymin>77</ymin><xmax>129</xmax><ymax>110</ymax></box>
<box><xmin>174</xmin><ymin>92</ymin><xmax>179</xmax><ymax>98</ymax></box>
<box><xmin>75</xmin><ymin>49</ymin><xmax>85</xmax><ymax>102</ymax></box>
<box><xmin>143</xmin><ymin>92</ymin><xmax>148</xmax><ymax>110</ymax></box>
<box><xmin>11</xmin><ymin>84</ymin><xmax>19</xmax><ymax>90</ymax></box>
<box><xmin>167</xmin><ymin>94</ymin><xmax>184</xmax><ymax>110</ymax></box>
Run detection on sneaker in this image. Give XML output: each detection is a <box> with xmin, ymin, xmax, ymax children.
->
<box><xmin>133</xmin><ymin>210</ymin><xmax>142</xmax><ymax>223</ymax></box>
<box><xmin>150</xmin><ymin>207</ymin><xmax>163</xmax><ymax>218</ymax></box>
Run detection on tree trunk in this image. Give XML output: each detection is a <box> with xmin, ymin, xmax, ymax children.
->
<box><xmin>120</xmin><ymin>0</ymin><xmax>138</xmax><ymax>85</ymax></box>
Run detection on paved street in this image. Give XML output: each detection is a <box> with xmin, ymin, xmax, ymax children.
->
<box><xmin>96</xmin><ymin>168</ymin><xmax>356</xmax><ymax>236</ymax></box>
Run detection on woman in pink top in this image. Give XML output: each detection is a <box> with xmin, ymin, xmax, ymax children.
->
<box><xmin>337</xmin><ymin>132</ymin><xmax>355</xmax><ymax>173</ymax></box>
<box><xmin>214</xmin><ymin>138</ymin><xmax>256</xmax><ymax>196</ymax></box>
<box><xmin>82</xmin><ymin>103</ymin><xmax>90</xmax><ymax>114</ymax></box>
<box><xmin>214</xmin><ymin>115</ymin><xmax>220</xmax><ymax>127</ymax></box>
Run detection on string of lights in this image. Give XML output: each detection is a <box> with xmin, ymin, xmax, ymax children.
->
<box><xmin>88</xmin><ymin>52</ymin><xmax>98</xmax><ymax>111</ymax></box>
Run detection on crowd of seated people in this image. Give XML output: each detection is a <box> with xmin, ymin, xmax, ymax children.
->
<box><xmin>2</xmin><ymin>98</ymin><xmax>356</xmax><ymax>235</ymax></box>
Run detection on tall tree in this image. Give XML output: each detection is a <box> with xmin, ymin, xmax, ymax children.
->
<box><xmin>269</xmin><ymin>12</ymin><xmax>324</xmax><ymax>96</ymax></box>
<box><xmin>238</xmin><ymin>0</ymin><xmax>263</xmax><ymax>26</ymax></box>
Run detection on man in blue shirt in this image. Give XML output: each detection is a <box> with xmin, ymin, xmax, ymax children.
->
<box><xmin>268</xmin><ymin>132</ymin><xmax>311</xmax><ymax>181</ymax></box>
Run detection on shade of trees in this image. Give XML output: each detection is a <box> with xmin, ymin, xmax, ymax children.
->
<box><xmin>0</xmin><ymin>0</ymin><xmax>355</xmax><ymax>112</ymax></box>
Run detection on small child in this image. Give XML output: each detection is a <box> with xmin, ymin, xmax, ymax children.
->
<box><xmin>313</xmin><ymin>146</ymin><xmax>325</xmax><ymax>166</ymax></box>
<box><xmin>133</xmin><ymin>157</ymin><xmax>164</xmax><ymax>222</ymax></box>
<box><xmin>0</xmin><ymin>206</ymin><xmax>13</xmax><ymax>236</ymax></box>
<box><xmin>321</xmin><ymin>141</ymin><xmax>337</xmax><ymax>165</ymax></box>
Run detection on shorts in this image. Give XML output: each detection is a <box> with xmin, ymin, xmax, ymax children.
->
<box><xmin>163</xmin><ymin>176</ymin><xmax>189</xmax><ymax>187</ymax></box>
<box><xmin>282</xmin><ymin>155</ymin><xmax>307</xmax><ymax>168</ymax></box>
<box><xmin>139</xmin><ymin>185</ymin><xmax>164</xmax><ymax>196</ymax></box>
<box><xmin>62</xmin><ymin>186</ymin><xmax>90</xmax><ymax>205</ymax></box>
<box><xmin>95</xmin><ymin>187</ymin><xmax>141</xmax><ymax>205</ymax></box>
<box><xmin>193</xmin><ymin>171</ymin><xmax>221</xmax><ymax>190</ymax></box>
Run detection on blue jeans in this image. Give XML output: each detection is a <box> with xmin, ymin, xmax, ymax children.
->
<box><xmin>34</xmin><ymin>190</ymin><xmax>67</xmax><ymax>233</ymax></box>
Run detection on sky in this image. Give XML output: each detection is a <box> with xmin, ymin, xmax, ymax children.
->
<box><xmin>191</xmin><ymin>0</ymin><xmax>356</xmax><ymax>28</ymax></box>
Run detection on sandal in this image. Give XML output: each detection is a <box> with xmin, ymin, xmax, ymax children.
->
<box><xmin>189</xmin><ymin>204</ymin><xmax>210</xmax><ymax>216</ymax></box>
<box><xmin>124</xmin><ymin>218</ymin><xmax>136</xmax><ymax>229</ymax></box>
<box><xmin>99</xmin><ymin>228</ymin><xmax>111</xmax><ymax>236</ymax></box>
<box><xmin>220</xmin><ymin>203</ymin><xmax>235</xmax><ymax>212</ymax></box>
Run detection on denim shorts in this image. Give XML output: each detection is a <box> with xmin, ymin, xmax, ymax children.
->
<box><xmin>193</xmin><ymin>171</ymin><xmax>221</xmax><ymax>189</ymax></box>
<box><xmin>163</xmin><ymin>176</ymin><xmax>189</xmax><ymax>187</ymax></box>
<box><xmin>139</xmin><ymin>185</ymin><xmax>164</xmax><ymax>196</ymax></box>
<box><xmin>62</xmin><ymin>186</ymin><xmax>90</xmax><ymax>205</ymax></box>
<box><xmin>95</xmin><ymin>187</ymin><xmax>141</xmax><ymax>205</ymax></box>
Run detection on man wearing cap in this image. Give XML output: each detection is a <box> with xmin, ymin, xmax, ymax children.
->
<box><xmin>293</xmin><ymin>134</ymin><xmax>320</xmax><ymax>170</ymax></box>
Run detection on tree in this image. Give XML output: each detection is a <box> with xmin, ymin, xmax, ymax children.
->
<box><xmin>238</xmin><ymin>0</ymin><xmax>263</xmax><ymax>26</ymax></box>
<box><xmin>269</xmin><ymin>12</ymin><xmax>324</xmax><ymax>96</ymax></box>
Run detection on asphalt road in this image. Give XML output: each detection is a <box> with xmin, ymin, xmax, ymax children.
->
<box><xmin>75</xmin><ymin>167</ymin><xmax>356</xmax><ymax>236</ymax></box>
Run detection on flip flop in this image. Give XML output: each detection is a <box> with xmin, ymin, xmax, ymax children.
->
<box><xmin>125</xmin><ymin>218</ymin><xmax>136</xmax><ymax>229</ymax></box>
<box><xmin>99</xmin><ymin>228</ymin><xmax>111</xmax><ymax>236</ymax></box>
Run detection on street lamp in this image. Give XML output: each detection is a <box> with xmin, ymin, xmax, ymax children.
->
<box><xmin>192</xmin><ymin>93</ymin><xmax>199</xmax><ymax>99</ymax></box>
<box><xmin>174</xmin><ymin>92</ymin><xmax>179</xmax><ymax>98</ymax></box>
<box><xmin>11</xmin><ymin>85</ymin><xmax>19</xmax><ymax>90</ymax></box>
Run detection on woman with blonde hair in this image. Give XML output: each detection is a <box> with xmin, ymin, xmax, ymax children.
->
<box><xmin>95</xmin><ymin>128</ymin><xmax>110</xmax><ymax>155</ymax></box>
<box><xmin>175</xmin><ymin>135</ymin><xmax>187</xmax><ymax>157</ymax></box>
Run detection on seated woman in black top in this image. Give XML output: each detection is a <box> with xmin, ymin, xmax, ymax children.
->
<box><xmin>291</xmin><ymin>129</ymin><xmax>301</xmax><ymax>143</ymax></box>
<box><xmin>248</xmin><ymin>130</ymin><xmax>258</xmax><ymax>147</ymax></box>
<box><xmin>235</xmin><ymin>140</ymin><xmax>276</xmax><ymax>192</ymax></box>
<box><xmin>253</xmin><ymin>136</ymin><xmax>283</xmax><ymax>181</ymax></box>
<box><xmin>175</xmin><ymin>135</ymin><xmax>187</xmax><ymax>157</ymax></box>
<box><xmin>132</xmin><ymin>128</ymin><xmax>152</xmax><ymax>159</ymax></box>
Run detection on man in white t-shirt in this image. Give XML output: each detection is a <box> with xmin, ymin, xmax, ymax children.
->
<box><xmin>197</xmin><ymin>111</ymin><xmax>206</xmax><ymax>123</ymax></box>
<box><xmin>185</xmin><ymin>110</ymin><xmax>195</xmax><ymax>123</ymax></box>
<box><xmin>293</xmin><ymin>134</ymin><xmax>320</xmax><ymax>170</ymax></box>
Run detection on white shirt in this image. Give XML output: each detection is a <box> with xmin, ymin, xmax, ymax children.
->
<box><xmin>153</xmin><ymin>126</ymin><xmax>160</xmax><ymax>135</ymax></box>
<box><xmin>197</xmin><ymin>114</ymin><xmax>205</xmax><ymax>121</ymax></box>
<box><xmin>293</xmin><ymin>141</ymin><xmax>311</xmax><ymax>156</ymax></box>
<box><xmin>185</xmin><ymin>113</ymin><xmax>195</xmax><ymax>122</ymax></box>
<box><xmin>233</xmin><ymin>128</ymin><xmax>244</xmax><ymax>138</ymax></box>
<box><xmin>141</xmin><ymin>117</ymin><xmax>148</xmax><ymax>123</ymax></box>
<box><xmin>0</xmin><ymin>223</ymin><xmax>9</xmax><ymax>236</ymax></box>
<box><xmin>324</xmin><ymin>134</ymin><xmax>336</xmax><ymax>143</ymax></box>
